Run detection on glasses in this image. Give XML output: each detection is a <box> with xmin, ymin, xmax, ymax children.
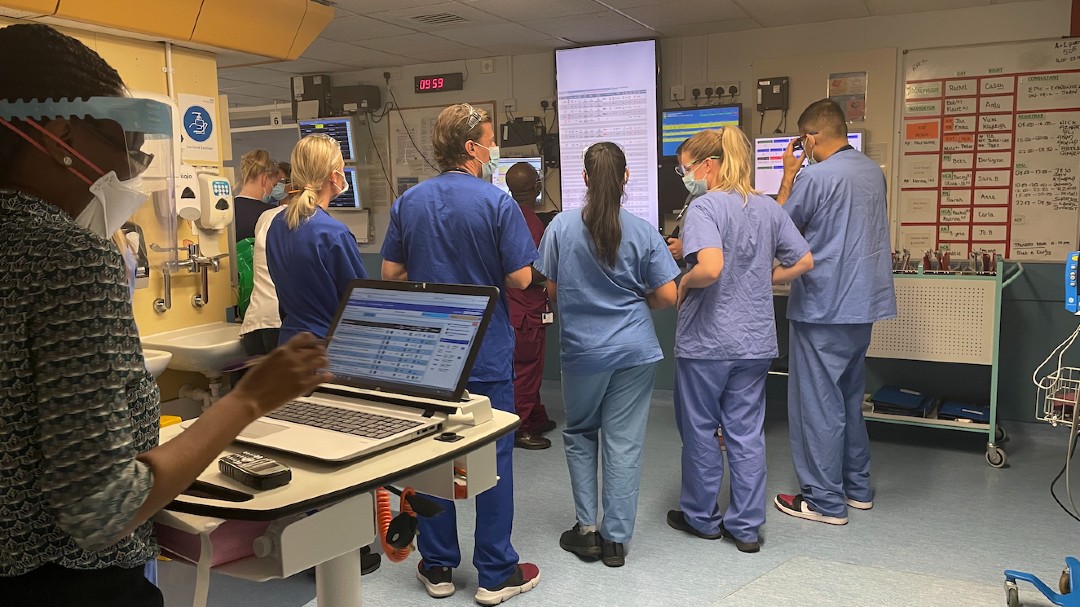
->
<box><xmin>83</xmin><ymin>118</ymin><xmax>154</xmax><ymax>177</ymax></box>
<box><xmin>463</xmin><ymin>104</ymin><xmax>483</xmax><ymax>130</ymax></box>
<box><xmin>675</xmin><ymin>155</ymin><xmax>719</xmax><ymax>177</ymax></box>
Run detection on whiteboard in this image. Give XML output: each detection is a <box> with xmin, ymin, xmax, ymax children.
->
<box><xmin>897</xmin><ymin>38</ymin><xmax>1080</xmax><ymax>260</ymax></box>
<box><xmin>386</xmin><ymin>101</ymin><xmax>496</xmax><ymax>197</ymax></box>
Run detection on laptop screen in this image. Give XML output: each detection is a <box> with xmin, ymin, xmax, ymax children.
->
<box><xmin>324</xmin><ymin>281</ymin><xmax>497</xmax><ymax>401</ymax></box>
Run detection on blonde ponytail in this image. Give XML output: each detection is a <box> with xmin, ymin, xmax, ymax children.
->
<box><xmin>239</xmin><ymin>149</ymin><xmax>275</xmax><ymax>186</ymax></box>
<box><xmin>285</xmin><ymin>134</ymin><xmax>343</xmax><ymax>230</ymax></box>
<box><xmin>682</xmin><ymin>126</ymin><xmax>758</xmax><ymax>205</ymax></box>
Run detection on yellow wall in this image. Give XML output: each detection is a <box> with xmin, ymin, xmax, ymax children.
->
<box><xmin>0</xmin><ymin>16</ymin><xmax>232</xmax><ymax>398</ymax></box>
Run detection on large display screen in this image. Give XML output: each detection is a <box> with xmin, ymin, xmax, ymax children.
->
<box><xmin>556</xmin><ymin>40</ymin><xmax>659</xmax><ymax>228</ymax></box>
<box><xmin>660</xmin><ymin>105</ymin><xmax>742</xmax><ymax>157</ymax></box>
<box><xmin>754</xmin><ymin>132</ymin><xmax>865</xmax><ymax>197</ymax></box>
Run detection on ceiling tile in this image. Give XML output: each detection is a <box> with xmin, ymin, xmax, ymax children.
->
<box><xmin>331</xmin><ymin>0</ymin><xmax>437</xmax><ymax>13</ymax></box>
<box><xmin>261</xmin><ymin>58</ymin><xmax>353</xmax><ymax>75</ymax></box>
<box><xmin>336</xmin><ymin>47</ymin><xmax>411</xmax><ymax>68</ymax></box>
<box><xmin>623</xmin><ymin>0</ymin><xmax>749</xmax><ymax>26</ymax></box>
<box><xmin>436</xmin><ymin>22</ymin><xmax>551</xmax><ymax>46</ymax></box>
<box><xmin>225</xmin><ymin>93</ymin><xmax>279</xmax><ymax>107</ymax></box>
<box><xmin>358</xmin><ymin>32</ymin><xmax>473</xmax><ymax>55</ymax></box>
<box><xmin>656</xmin><ymin>18</ymin><xmax>761</xmax><ymax>37</ymax></box>
<box><xmin>463</xmin><ymin>0</ymin><xmax>605</xmax><ymax>21</ymax></box>
<box><xmin>370</xmin><ymin>2</ymin><xmax>508</xmax><ymax>32</ymax></box>
<box><xmin>301</xmin><ymin>38</ymin><xmax>370</xmax><ymax>63</ymax></box>
<box><xmin>738</xmin><ymin>0</ymin><xmax>870</xmax><ymax>27</ymax></box>
<box><xmin>525</xmin><ymin>11</ymin><xmax>649</xmax><ymax>40</ymax></box>
<box><xmin>478</xmin><ymin>39</ymin><xmax>575</xmax><ymax>55</ymax></box>
<box><xmin>404</xmin><ymin>46</ymin><xmax>494</xmax><ymax>62</ymax></box>
<box><xmin>866</xmin><ymin>0</ymin><xmax>988</xmax><ymax>15</ymax></box>
<box><xmin>594</xmin><ymin>0</ymin><xmax>670</xmax><ymax>7</ymax></box>
<box><xmin>320</xmin><ymin>14</ymin><xmax>416</xmax><ymax>42</ymax></box>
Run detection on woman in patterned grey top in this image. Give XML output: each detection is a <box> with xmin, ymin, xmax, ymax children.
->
<box><xmin>0</xmin><ymin>24</ymin><xmax>333</xmax><ymax>606</ymax></box>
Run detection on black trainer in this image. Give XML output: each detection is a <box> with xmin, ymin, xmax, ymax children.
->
<box><xmin>718</xmin><ymin>522</ymin><xmax>760</xmax><ymax>553</ymax></box>
<box><xmin>416</xmin><ymin>561</ymin><xmax>455</xmax><ymax>598</ymax></box>
<box><xmin>559</xmin><ymin>524</ymin><xmax>601</xmax><ymax>560</ymax></box>
<box><xmin>666</xmin><ymin>510</ymin><xmax>723</xmax><ymax>540</ymax></box>
<box><xmin>360</xmin><ymin>545</ymin><xmax>381</xmax><ymax>575</ymax></box>
<box><xmin>600</xmin><ymin>536</ymin><xmax>625</xmax><ymax>568</ymax></box>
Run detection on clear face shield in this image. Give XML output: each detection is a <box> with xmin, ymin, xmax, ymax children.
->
<box><xmin>0</xmin><ymin>96</ymin><xmax>178</xmax><ymax>270</ymax></box>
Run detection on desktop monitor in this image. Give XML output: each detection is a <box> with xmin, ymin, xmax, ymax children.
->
<box><xmin>298</xmin><ymin>117</ymin><xmax>356</xmax><ymax>163</ymax></box>
<box><xmin>328</xmin><ymin>166</ymin><xmax>361</xmax><ymax>209</ymax></box>
<box><xmin>493</xmin><ymin>156</ymin><xmax>544</xmax><ymax>204</ymax></box>
<box><xmin>753</xmin><ymin>131</ymin><xmax>865</xmax><ymax>196</ymax></box>
<box><xmin>660</xmin><ymin>104</ymin><xmax>742</xmax><ymax>157</ymax></box>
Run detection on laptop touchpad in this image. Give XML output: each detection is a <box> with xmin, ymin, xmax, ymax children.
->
<box><xmin>239</xmin><ymin>420</ymin><xmax>289</xmax><ymax>439</ymax></box>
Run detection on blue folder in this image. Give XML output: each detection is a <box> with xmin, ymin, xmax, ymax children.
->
<box><xmin>937</xmin><ymin>400</ymin><xmax>990</xmax><ymax>423</ymax></box>
<box><xmin>870</xmin><ymin>385</ymin><xmax>937</xmax><ymax>417</ymax></box>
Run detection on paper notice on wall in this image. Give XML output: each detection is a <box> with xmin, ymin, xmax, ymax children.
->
<box><xmin>899</xmin><ymin>155</ymin><xmax>939</xmax><ymax>188</ymax></box>
<box><xmin>828</xmin><ymin>71</ymin><xmax>867</xmax><ymax>122</ymax></box>
<box><xmin>899</xmin><ymin>191</ymin><xmax>937</xmax><ymax>223</ymax></box>
<box><xmin>177</xmin><ymin>93</ymin><xmax>219</xmax><ymax>164</ymax></box>
<box><xmin>899</xmin><ymin>225</ymin><xmax>935</xmax><ymax>252</ymax></box>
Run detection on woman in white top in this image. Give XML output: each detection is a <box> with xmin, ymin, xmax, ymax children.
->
<box><xmin>240</xmin><ymin>163</ymin><xmax>292</xmax><ymax>356</ymax></box>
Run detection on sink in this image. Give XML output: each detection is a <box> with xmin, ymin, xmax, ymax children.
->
<box><xmin>141</xmin><ymin>321</ymin><xmax>246</xmax><ymax>377</ymax></box>
<box><xmin>142</xmin><ymin>348</ymin><xmax>173</xmax><ymax>379</ymax></box>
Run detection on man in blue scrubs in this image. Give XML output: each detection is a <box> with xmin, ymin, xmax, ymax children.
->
<box><xmin>773</xmin><ymin>99</ymin><xmax>896</xmax><ymax>526</ymax></box>
<box><xmin>381</xmin><ymin>103</ymin><xmax>540</xmax><ymax>605</ymax></box>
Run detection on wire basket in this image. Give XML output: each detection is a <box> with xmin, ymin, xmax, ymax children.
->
<box><xmin>1037</xmin><ymin>366</ymin><xmax>1080</xmax><ymax>428</ymax></box>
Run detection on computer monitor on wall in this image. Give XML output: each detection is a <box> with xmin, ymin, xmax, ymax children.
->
<box><xmin>298</xmin><ymin>117</ymin><xmax>357</xmax><ymax>163</ymax></box>
<box><xmin>753</xmin><ymin>131</ymin><xmax>865</xmax><ymax>197</ymax></box>
<box><xmin>493</xmin><ymin>156</ymin><xmax>544</xmax><ymax>204</ymax></box>
<box><xmin>660</xmin><ymin>104</ymin><xmax>742</xmax><ymax>157</ymax></box>
<box><xmin>328</xmin><ymin>166</ymin><xmax>361</xmax><ymax>209</ymax></box>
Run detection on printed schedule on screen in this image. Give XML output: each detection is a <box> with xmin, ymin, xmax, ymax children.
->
<box><xmin>556</xmin><ymin>40</ymin><xmax>659</xmax><ymax>228</ymax></box>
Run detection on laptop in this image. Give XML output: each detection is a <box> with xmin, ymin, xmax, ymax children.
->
<box><xmin>232</xmin><ymin>279</ymin><xmax>499</xmax><ymax>463</ymax></box>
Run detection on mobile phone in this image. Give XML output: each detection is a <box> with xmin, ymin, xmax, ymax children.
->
<box><xmin>219</xmin><ymin>452</ymin><xmax>292</xmax><ymax>490</ymax></box>
<box><xmin>792</xmin><ymin>136</ymin><xmax>804</xmax><ymax>152</ymax></box>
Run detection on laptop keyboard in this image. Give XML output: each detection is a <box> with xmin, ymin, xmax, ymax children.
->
<box><xmin>266</xmin><ymin>401</ymin><xmax>424</xmax><ymax>439</ymax></box>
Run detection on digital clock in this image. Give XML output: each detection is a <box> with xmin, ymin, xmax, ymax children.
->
<box><xmin>414</xmin><ymin>72</ymin><xmax>464</xmax><ymax>94</ymax></box>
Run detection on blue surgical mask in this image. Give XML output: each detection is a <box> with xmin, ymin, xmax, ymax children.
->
<box><xmin>478</xmin><ymin>144</ymin><xmax>499</xmax><ymax>181</ymax></box>
<box><xmin>681</xmin><ymin>172</ymin><xmax>707</xmax><ymax>197</ymax></box>
<box><xmin>268</xmin><ymin>182</ymin><xmax>287</xmax><ymax>202</ymax></box>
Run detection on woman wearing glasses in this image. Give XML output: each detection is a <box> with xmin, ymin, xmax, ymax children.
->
<box><xmin>265</xmin><ymin>133</ymin><xmax>367</xmax><ymax>345</ymax></box>
<box><xmin>664</xmin><ymin>127</ymin><xmax>812</xmax><ymax>553</ymax></box>
<box><xmin>534</xmin><ymin>142</ymin><xmax>680</xmax><ymax>567</ymax></box>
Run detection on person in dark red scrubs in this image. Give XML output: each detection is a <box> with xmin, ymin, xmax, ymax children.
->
<box><xmin>504</xmin><ymin>162</ymin><xmax>556</xmax><ymax>450</ymax></box>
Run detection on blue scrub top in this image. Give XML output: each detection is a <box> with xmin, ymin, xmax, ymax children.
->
<box><xmin>676</xmin><ymin>191</ymin><xmax>810</xmax><ymax>360</ymax></box>
<box><xmin>783</xmin><ymin>149</ymin><xmax>896</xmax><ymax>324</ymax></box>
<box><xmin>381</xmin><ymin>172</ymin><xmax>538</xmax><ymax>383</ymax></box>
<box><xmin>535</xmin><ymin>208</ymin><xmax>680</xmax><ymax>375</ymax></box>
<box><xmin>266</xmin><ymin>207</ymin><xmax>368</xmax><ymax>343</ymax></box>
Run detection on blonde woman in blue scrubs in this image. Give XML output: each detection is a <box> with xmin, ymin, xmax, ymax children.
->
<box><xmin>535</xmin><ymin>142</ymin><xmax>680</xmax><ymax>568</ymax></box>
<box><xmin>665</xmin><ymin>127</ymin><xmax>813</xmax><ymax>553</ymax></box>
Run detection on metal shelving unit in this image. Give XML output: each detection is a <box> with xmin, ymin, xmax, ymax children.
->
<box><xmin>863</xmin><ymin>258</ymin><xmax>1024</xmax><ymax>467</ymax></box>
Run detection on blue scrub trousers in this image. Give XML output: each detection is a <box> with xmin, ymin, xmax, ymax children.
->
<box><xmin>788</xmin><ymin>321</ymin><xmax>874</xmax><ymax>518</ymax></box>
<box><xmin>674</xmin><ymin>357</ymin><xmax>771</xmax><ymax>542</ymax></box>
<box><xmin>561</xmin><ymin>362</ymin><xmax>657</xmax><ymax>544</ymax></box>
<box><xmin>416</xmin><ymin>380</ymin><xmax>519</xmax><ymax>589</ymax></box>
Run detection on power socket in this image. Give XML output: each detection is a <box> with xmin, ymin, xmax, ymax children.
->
<box><xmin>715</xmin><ymin>80</ymin><xmax>741</xmax><ymax>99</ymax></box>
<box><xmin>670</xmin><ymin>84</ymin><xmax>686</xmax><ymax>101</ymax></box>
<box><xmin>503</xmin><ymin>99</ymin><xmax>517</xmax><ymax>113</ymax></box>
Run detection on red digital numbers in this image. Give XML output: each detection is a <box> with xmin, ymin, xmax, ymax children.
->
<box><xmin>434</xmin><ymin>77</ymin><xmax>444</xmax><ymax>89</ymax></box>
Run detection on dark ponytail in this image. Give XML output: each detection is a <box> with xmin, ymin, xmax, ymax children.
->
<box><xmin>582</xmin><ymin>142</ymin><xmax>626</xmax><ymax>267</ymax></box>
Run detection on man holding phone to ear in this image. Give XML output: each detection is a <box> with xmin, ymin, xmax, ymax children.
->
<box><xmin>772</xmin><ymin>99</ymin><xmax>896</xmax><ymax>527</ymax></box>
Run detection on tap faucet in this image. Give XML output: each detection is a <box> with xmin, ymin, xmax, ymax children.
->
<box><xmin>152</xmin><ymin>243</ymin><xmax>225</xmax><ymax>311</ymax></box>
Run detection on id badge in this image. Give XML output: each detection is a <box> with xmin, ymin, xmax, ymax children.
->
<box><xmin>541</xmin><ymin>312</ymin><xmax>554</xmax><ymax>325</ymax></box>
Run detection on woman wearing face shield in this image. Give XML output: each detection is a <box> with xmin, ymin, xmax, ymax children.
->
<box><xmin>233</xmin><ymin>148</ymin><xmax>282</xmax><ymax>242</ymax></box>
<box><xmin>265</xmin><ymin>134</ymin><xmax>368</xmax><ymax>345</ymax></box>
<box><xmin>0</xmin><ymin>24</ymin><xmax>331</xmax><ymax>606</ymax></box>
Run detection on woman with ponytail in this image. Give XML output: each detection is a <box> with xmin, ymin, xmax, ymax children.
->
<box><xmin>534</xmin><ymin>141</ymin><xmax>679</xmax><ymax>568</ymax></box>
<box><xmin>664</xmin><ymin>127</ymin><xmax>812</xmax><ymax>553</ymax></box>
<box><xmin>233</xmin><ymin>149</ymin><xmax>281</xmax><ymax>241</ymax></box>
<box><xmin>265</xmin><ymin>134</ymin><xmax>368</xmax><ymax>344</ymax></box>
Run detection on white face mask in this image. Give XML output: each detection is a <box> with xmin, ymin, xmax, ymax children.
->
<box><xmin>76</xmin><ymin>171</ymin><xmax>149</xmax><ymax>238</ymax></box>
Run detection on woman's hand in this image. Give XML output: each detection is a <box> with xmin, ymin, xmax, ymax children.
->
<box><xmin>231</xmin><ymin>332</ymin><xmax>333</xmax><ymax>416</ymax></box>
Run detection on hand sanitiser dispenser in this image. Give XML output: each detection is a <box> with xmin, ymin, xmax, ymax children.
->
<box><xmin>196</xmin><ymin>174</ymin><xmax>233</xmax><ymax>230</ymax></box>
<box><xmin>1067</xmin><ymin>251</ymin><xmax>1079</xmax><ymax>314</ymax></box>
